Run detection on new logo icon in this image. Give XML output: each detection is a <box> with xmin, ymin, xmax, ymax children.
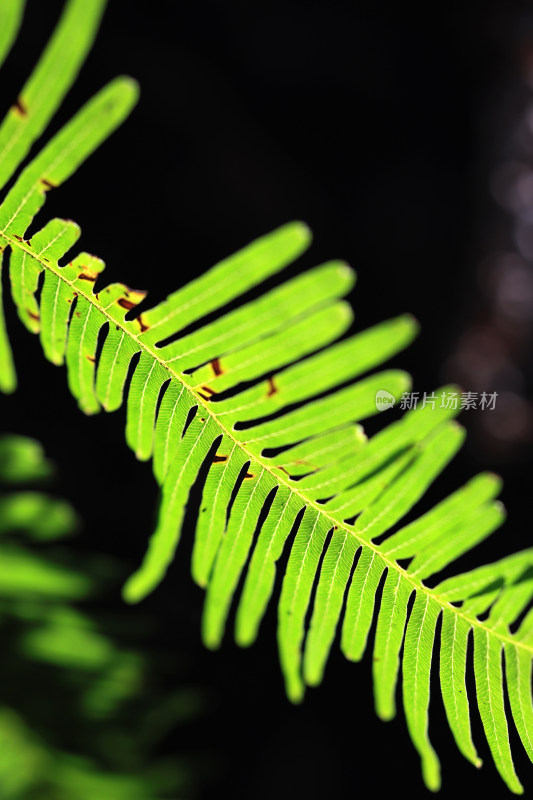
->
<box><xmin>375</xmin><ymin>390</ymin><xmax>395</xmax><ymax>410</ymax></box>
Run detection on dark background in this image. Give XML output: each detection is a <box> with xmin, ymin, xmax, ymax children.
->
<box><xmin>2</xmin><ymin>0</ymin><xmax>533</xmax><ymax>797</ymax></box>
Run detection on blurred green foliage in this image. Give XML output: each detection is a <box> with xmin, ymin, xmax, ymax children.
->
<box><xmin>0</xmin><ymin>435</ymin><xmax>207</xmax><ymax>799</ymax></box>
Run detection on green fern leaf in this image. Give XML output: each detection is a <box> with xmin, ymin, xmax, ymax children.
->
<box><xmin>0</xmin><ymin>1</ymin><xmax>531</xmax><ymax>793</ymax></box>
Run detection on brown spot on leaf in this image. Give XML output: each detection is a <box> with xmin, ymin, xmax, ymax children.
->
<box><xmin>117</xmin><ymin>297</ymin><xmax>136</xmax><ymax>310</ymax></box>
<box><xmin>13</xmin><ymin>97</ymin><xmax>27</xmax><ymax>116</ymax></box>
<box><xmin>40</xmin><ymin>178</ymin><xmax>56</xmax><ymax>190</ymax></box>
<box><xmin>138</xmin><ymin>314</ymin><xmax>149</xmax><ymax>333</ymax></box>
<box><xmin>267</xmin><ymin>377</ymin><xmax>278</xmax><ymax>397</ymax></box>
<box><xmin>213</xmin><ymin>454</ymin><xmax>228</xmax><ymax>463</ymax></box>
<box><xmin>211</xmin><ymin>358</ymin><xmax>223</xmax><ymax>376</ymax></box>
<box><xmin>28</xmin><ymin>310</ymin><xmax>39</xmax><ymax>321</ymax></box>
<box><xmin>13</xmin><ymin>235</ymin><xmax>23</xmax><ymax>242</ymax></box>
<box><xmin>86</xmin><ymin>354</ymin><xmax>96</xmax><ymax>363</ymax></box>
<box><xmin>196</xmin><ymin>386</ymin><xmax>216</xmax><ymax>402</ymax></box>
<box><xmin>78</xmin><ymin>272</ymin><xmax>97</xmax><ymax>282</ymax></box>
<box><xmin>121</xmin><ymin>285</ymin><xmax>147</xmax><ymax>301</ymax></box>
<box><xmin>244</xmin><ymin>472</ymin><xmax>254</xmax><ymax>479</ymax></box>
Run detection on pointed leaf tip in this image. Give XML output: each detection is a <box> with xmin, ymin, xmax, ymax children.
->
<box><xmin>113</xmin><ymin>75</ymin><xmax>140</xmax><ymax>104</ymax></box>
<box><xmin>402</xmin><ymin>312</ymin><xmax>420</xmax><ymax>337</ymax></box>
<box><xmin>121</xmin><ymin>572</ymin><xmax>150</xmax><ymax>604</ymax></box>
<box><xmin>290</xmin><ymin>220</ymin><xmax>312</xmax><ymax>243</ymax></box>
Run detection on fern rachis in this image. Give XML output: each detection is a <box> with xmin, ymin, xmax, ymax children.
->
<box><xmin>0</xmin><ymin>0</ymin><xmax>531</xmax><ymax>794</ymax></box>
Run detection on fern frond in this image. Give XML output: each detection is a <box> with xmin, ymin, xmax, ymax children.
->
<box><xmin>0</xmin><ymin>1</ymin><xmax>531</xmax><ymax>793</ymax></box>
<box><xmin>0</xmin><ymin>0</ymin><xmax>135</xmax><ymax>393</ymax></box>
